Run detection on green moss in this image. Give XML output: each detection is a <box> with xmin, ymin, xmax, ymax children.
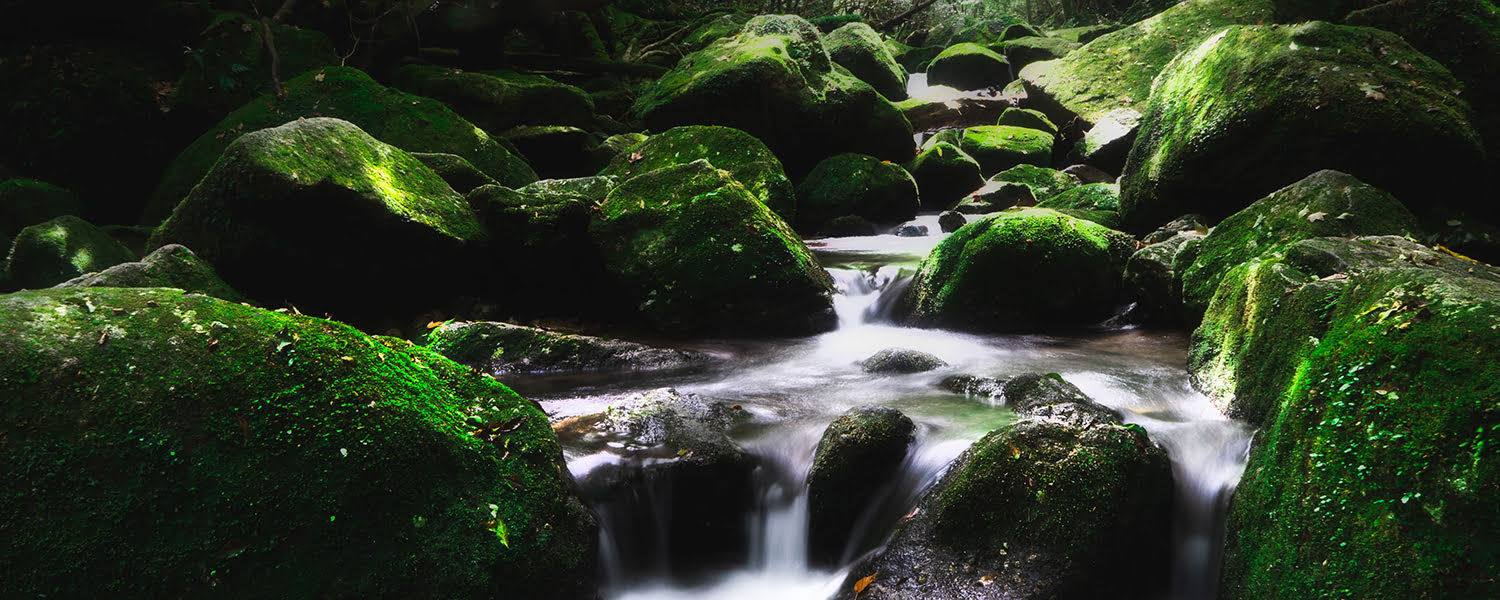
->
<box><xmin>411</xmin><ymin>152</ymin><xmax>500</xmax><ymax>194</ymax></box>
<box><xmin>1179</xmin><ymin>170</ymin><xmax>1421</xmax><ymax>315</ymax></box>
<box><xmin>590</xmin><ymin>160</ymin><xmax>836</xmax><ymax>337</ymax></box>
<box><xmin>148</xmin><ymin>67</ymin><xmax>537</xmax><ymax>224</ymax></box>
<box><xmin>996</xmin><ymin>108</ymin><xmax>1059</xmax><ymax>136</ymax></box>
<box><xmin>390</xmin><ymin>65</ymin><xmax>596</xmax><ymax>133</ymax></box>
<box><xmin>5</xmin><ymin>215</ymin><xmax>136</xmax><ymax>289</ymax></box>
<box><xmin>1039</xmin><ymin>182</ymin><xmax>1120</xmax><ymax>211</ymax></box>
<box><xmin>825</xmin><ymin>22</ymin><xmax>908</xmax><ymax>101</ymax></box>
<box><xmin>0</xmin><ymin>287</ymin><xmax>595</xmax><ymax>598</ymax></box>
<box><xmin>0</xmin><ymin>179</ymin><xmax>85</xmax><ymax>245</ymax></box>
<box><xmin>907</xmin><ymin>141</ymin><xmax>984</xmax><ymax>211</ymax></box>
<box><xmin>56</xmin><ymin>244</ymin><xmax>246</xmax><ymax>303</ymax></box>
<box><xmin>927</xmin><ymin>42</ymin><xmax>1012</xmax><ymax>90</ymax></box>
<box><xmin>959</xmin><ymin>125</ymin><xmax>1055</xmax><ymax>176</ymax></box>
<box><xmin>599</xmin><ymin>125</ymin><xmax>796</xmax><ymax>222</ymax></box>
<box><xmin>686</xmin><ymin>13</ymin><xmax>750</xmax><ymax>49</ymax></box>
<box><xmin>796</xmin><ymin>153</ymin><xmax>920</xmax><ymax>232</ymax></box>
<box><xmin>1047</xmin><ymin>24</ymin><xmax>1123</xmax><ymax>44</ymax></box>
<box><xmin>1217</xmin><ymin>237</ymin><xmax>1500</xmax><ymax>599</ymax></box>
<box><xmin>1003</xmin><ymin>36</ymin><xmax>1080</xmax><ymax>70</ymax></box>
<box><xmin>992</xmin><ymin>164</ymin><xmax>1080</xmax><ymax>202</ymax></box>
<box><xmin>1119</xmin><ymin>22</ymin><xmax>1482</xmax><ymax>232</ymax></box>
<box><xmin>1018</xmin><ymin>0</ymin><xmax>1277</xmax><ymax>125</ymax></box>
<box><xmin>902</xmin><ymin>208</ymin><xmax>1135</xmax><ymax>330</ymax></box>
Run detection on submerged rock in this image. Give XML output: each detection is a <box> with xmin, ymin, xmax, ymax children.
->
<box><xmin>590</xmin><ymin>160</ymin><xmax>837</xmax><ymax>337</ymax></box>
<box><xmin>861</xmin><ymin>347</ymin><xmax>948</xmax><ymax>373</ymax></box>
<box><xmin>894</xmin><ymin>224</ymin><xmax>928</xmax><ymax>237</ymax></box>
<box><xmin>150</xmin><ymin>118</ymin><xmax>486</xmax><ymax>321</ymax></box>
<box><xmin>902</xmin><ymin>208</ymin><xmax>1134</xmax><ymax>331</ymax></box>
<box><xmin>4</xmin><ymin>215</ymin><xmax>136</xmax><ymax>290</ymax></box>
<box><xmin>425</xmin><ymin>321</ymin><xmax>715</xmax><ymax>375</ymax></box>
<box><xmin>1119</xmin><ymin>22</ymin><xmax>1483</xmax><ymax>231</ymax></box>
<box><xmin>939</xmin><ymin>374</ymin><xmax>1005</xmax><ymax>399</ymax></box>
<box><xmin>0</xmin><ymin>287</ymin><xmax>597</xmax><ymax>599</ymax></box>
<box><xmin>937</xmin><ymin>211</ymin><xmax>968</xmax><ymax>233</ymax></box>
<box><xmin>807</xmin><ymin>406</ymin><xmax>917</xmax><ymax>566</ymax></box>
<box><xmin>838</xmin><ymin>378</ymin><xmax>1172</xmax><ymax>600</ymax></box>
<box><xmin>55</xmin><ymin>244</ymin><xmax>244</xmax><ymax>303</ymax></box>
<box><xmin>1003</xmin><ymin>372</ymin><xmax>1123</xmax><ymax>424</ymax></box>
<box><xmin>797</xmin><ymin>153</ymin><xmax>920</xmax><ymax>233</ymax></box>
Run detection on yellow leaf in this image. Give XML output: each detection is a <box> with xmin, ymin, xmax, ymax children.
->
<box><xmin>853</xmin><ymin>573</ymin><xmax>877</xmax><ymax>595</ymax></box>
<box><xmin>427</xmin><ymin>321</ymin><xmax>444</xmax><ymax>329</ymax></box>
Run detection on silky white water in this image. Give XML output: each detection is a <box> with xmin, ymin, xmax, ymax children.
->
<box><xmin>514</xmin><ymin>225</ymin><xmax>1252</xmax><ymax>600</ymax></box>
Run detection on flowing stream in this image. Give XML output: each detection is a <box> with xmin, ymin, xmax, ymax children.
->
<box><xmin>506</xmin><ymin>217</ymin><xmax>1254</xmax><ymax>600</ymax></box>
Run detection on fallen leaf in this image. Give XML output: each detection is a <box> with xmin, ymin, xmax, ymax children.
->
<box><xmin>1318</xmin><ymin>273</ymin><xmax>1348</xmax><ymax>281</ymax></box>
<box><xmin>853</xmin><ymin>573</ymin><xmax>877</xmax><ymax>595</ymax></box>
<box><xmin>314</xmin><ymin>72</ymin><xmax>326</xmax><ymax>82</ymax></box>
<box><xmin>427</xmin><ymin>321</ymin><xmax>444</xmax><ymax>329</ymax></box>
<box><xmin>1307</xmin><ymin>212</ymin><xmax>1327</xmax><ymax>222</ymax></box>
<box><xmin>978</xmin><ymin>573</ymin><xmax>998</xmax><ymax>586</ymax></box>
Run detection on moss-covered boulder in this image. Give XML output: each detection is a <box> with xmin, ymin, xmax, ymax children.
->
<box><xmin>467</xmin><ymin>182</ymin><xmax>613</xmax><ymax>320</ymax></box>
<box><xmin>1018</xmin><ymin>0</ymin><xmax>1277</xmax><ymax>127</ymax></box>
<box><xmin>959</xmin><ymin>125</ymin><xmax>1054</xmax><ymax>177</ymax></box>
<box><xmin>901</xmin><ymin>208</ymin><xmax>1135</xmax><ymax>331</ymax></box>
<box><xmin>412</xmin><ymin>153</ymin><xmax>499</xmax><ymax>194</ymax></box>
<box><xmin>598</xmin><ymin>125</ymin><xmax>796</xmax><ymax>222</ymax></box>
<box><xmin>955</xmin><ymin>180</ymin><xmax>1037</xmax><ymax>214</ymax></box>
<box><xmin>590</xmin><ymin>160</ymin><xmax>836</xmax><ymax>337</ymax></box>
<box><xmin>991</xmin><ymin>164</ymin><xmax>1080</xmax><ymax>202</ymax></box>
<box><xmin>54</xmin><ymin>244</ymin><xmax>244</xmax><ymax>302</ymax></box>
<box><xmin>564</xmin><ymin>388</ymin><xmax>757</xmax><ymax>576</ymax></box>
<box><xmin>1069</xmin><ymin>107</ymin><xmax>1140</xmax><ymax>176</ymax></box>
<box><xmin>389</xmin><ymin>65</ymin><xmax>596</xmax><ymax>133</ymax></box>
<box><xmin>0</xmin><ymin>179</ymin><xmax>84</xmax><ymax>248</ymax></box>
<box><xmin>837</xmin><ymin>387</ymin><xmax>1172</xmax><ymax>599</ymax></box>
<box><xmin>147</xmin><ymin>67</ymin><xmax>537</xmax><ymax>224</ymax></box>
<box><xmin>1048</xmin><ymin>24</ymin><xmax>1123</xmax><ymax>44</ymax></box>
<box><xmin>995</xmin><ymin>107</ymin><xmax>1058</xmax><ymax>136</ymax></box>
<box><xmin>633</xmin><ymin>15</ymin><xmax>915</xmax><ymax>178</ymax></box>
<box><xmin>425</xmin><ymin>320</ymin><xmax>715</xmax><ymax>375</ymax></box>
<box><xmin>1003</xmin><ymin>36</ymin><xmax>1080</xmax><ymax>70</ymax></box>
<box><xmin>4</xmin><ymin>215</ymin><xmax>136</xmax><ymax>290</ymax></box>
<box><xmin>1206</xmin><ymin>235</ymin><xmax>1500</xmax><ymax>599</ymax></box>
<box><xmin>1122</xmin><ymin>230</ymin><xmax>1203</xmax><ymax>325</ymax></box>
<box><xmin>685</xmin><ymin>13</ymin><xmax>751</xmax><ymax>49</ymax></box>
<box><xmin>172</xmin><ymin>13</ymin><xmax>339</xmax><ymax>126</ymax></box>
<box><xmin>926</xmin><ymin>42</ymin><xmax>1013</xmax><ymax>91</ymax></box>
<box><xmin>150</xmin><ymin>118</ymin><xmax>485</xmax><ymax>322</ymax></box>
<box><xmin>1346</xmin><ymin>0</ymin><xmax>1500</xmax><ymax>173</ymax></box>
<box><xmin>886</xmin><ymin>40</ymin><xmax>944</xmax><ymax>73</ymax></box>
<box><xmin>1119</xmin><ymin>22</ymin><xmax>1483</xmax><ymax>232</ymax></box>
<box><xmin>1003</xmin><ymin>372</ymin><xmax>1125</xmax><ymax>423</ymax></box>
<box><xmin>825</xmin><ymin>22</ymin><xmax>908</xmax><ymax>101</ymax></box>
<box><xmin>807</xmin><ymin>406</ymin><xmax>917</xmax><ymax>566</ymax></box>
<box><xmin>860</xmin><ymin>347</ymin><xmax>948</xmax><ymax>373</ymax></box>
<box><xmin>907</xmin><ymin>141</ymin><xmax>984</xmax><ymax>211</ymax></box>
<box><xmin>1180</xmin><ymin>170</ymin><xmax>1422</xmax><ymax>315</ymax></box>
<box><xmin>797</xmin><ymin>153</ymin><xmax>920</xmax><ymax>232</ymax></box>
<box><xmin>1037</xmin><ymin>182</ymin><xmax>1122</xmax><ymax>228</ymax></box>
<box><xmin>502</xmin><ymin>125</ymin><xmax>608</xmax><ymax>180</ymax></box>
<box><xmin>0</xmin><ymin>287</ymin><xmax>596</xmax><ymax>599</ymax></box>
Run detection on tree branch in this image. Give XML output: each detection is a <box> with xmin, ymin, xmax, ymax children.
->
<box><xmin>877</xmin><ymin>0</ymin><xmax>943</xmax><ymax>31</ymax></box>
<box><xmin>261</xmin><ymin>18</ymin><xmax>284</xmax><ymax>98</ymax></box>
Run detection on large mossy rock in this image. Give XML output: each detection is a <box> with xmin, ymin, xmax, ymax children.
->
<box><xmin>412</xmin><ymin>152</ymin><xmax>499</xmax><ymax>194</ymax></box>
<box><xmin>55</xmin><ymin>244</ymin><xmax>244</xmax><ymax>303</ymax></box>
<box><xmin>1207</xmin><ymin>236</ymin><xmax>1500</xmax><ymax>599</ymax></box>
<box><xmin>907</xmin><ymin>141</ymin><xmax>984</xmax><ymax>211</ymax></box>
<box><xmin>425</xmin><ymin>320</ymin><xmax>714</xmax><ymax>375</ymax></box>
<box><xmin>150</xmin><ymin>118</ymin><xmax>486</xmax><ymax>321</ymax></box>
<box><xmin>1180</xmin><ymin>170</ymin><xmax>1421</xmax><ymax>315</ymax></box>
<box><xmin>1119</xmin><ymin>22</ymin><xmax>1483</xmax><ymax>232</ymax></box>
<box><xmin>796</xmin><ymin>153</ymin><xmax>920</xmax><ymax>232</ymax></box>
<box><xmin>1002</xmin><ymin>36</ymin><xmax>1080</xmax><ymax>71</ymax></box>
<box><xmin>991</xmin><ymin>164</ymin><xmax>1080</xmax><ymax>202</ymax></box>
<box><xmin>0</xmin><ymin>287</ymin><xmax>596</xmax><ymax>599</ymax></box>
<box><xmin>598</xmin><ymin>125</ymin><xmax>796</xmax><ymax>222</ymax></box>
<box><xmin>390</xmin><ymin>65</ymin><xmax>596</xmax><ymax>133</ymax></box>
<box><xmin>171</xmin><ymin>14</ymin><xmax>339</xmax><ymax>127</ymax></box>
<box><xmin>147</xmin><ymin>67</ymin><xmax>538</xmax><ymax>224</ymax></box>
<box><xmin>901</xmin><ymin>208</ymin><xmax>1135</xmax><ymax>331</ymax></box>
<box><xmin>633</xmin><ymin>15</ymin><xmax>915</xmax><ymax>178</ymax></box>
<box><xmin>1018</xmin><ymin>0</ymin><xmax>1277</xmax><ymax>128</ymax></box>
<box><xmin>1036</xmin><ymin>182</ymin><xmax>1123</xmax><ymax>228</ymax></box>
<box><xmin>825</xmin><ymin>22</ymin><xmax>908</xmax><ymax>101</ymax></box>
<box><xmin>838</xmin><ymin>381</ymin><xmax>1172</xmax><ymax>600</ymax></box>
<box><xmin>927</xmin><ymin>42</ymin><xmax>1012</xmax><ymax>91</ymax></box>
<box><xmin>806</xmin><ymin>406</ymin><xmax>917</xmax><ymax>566</ymax></box>
<box><xmin>466</xmin><ymin>180</ymin><xmax>614</xmax><ymax>320</ymax></box>
<box><xmin>959</xmin><ymin>125</ymin><xmax>1054</xmax><ymax>177</ymax></box>
<box><xmin>4</xmin><ymin>215</ymin><xmax>136</xmax><ymax>290</ymax></box>
<box><xmin>0</xmin><ymin>179</ymin><xmax>85</xmax><ymax>248</ymax></box>
<box><xmin>589</xmin><ymin>160</ymin><xmax>836</xmax><ymax>337</ymax></box>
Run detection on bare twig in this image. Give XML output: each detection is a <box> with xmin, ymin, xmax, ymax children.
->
<box><xmin>272</xmin><ymin>0</ymin><xmax>299</xmax><ymax>23</ymax></box>
<box><xmin>261</xmin><ymin>18</ymin><xmax>284</xmax><ymax>97</ymax></box>
<box><xmin>877</xmin><ymin>0</ymin><xmax>944</xmax><ymax>31</ymax></box>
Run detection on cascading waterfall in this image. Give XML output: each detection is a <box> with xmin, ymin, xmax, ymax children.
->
<box><xmin>541</xmin><ymin>228</ymin><xmax>1253</xmax><ymax>600</ymax></box>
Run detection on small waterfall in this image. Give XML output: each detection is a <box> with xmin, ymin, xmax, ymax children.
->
<box><xmin>828</xmin><ymin>266</ymin><xmax>910</xmax><ymax>328</ymax></box>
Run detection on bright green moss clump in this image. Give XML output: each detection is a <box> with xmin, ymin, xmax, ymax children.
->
<box><xmin>907</xmin><ymin>141</ymin><xmax>984</xmax><ymax>211</ymax></box>
<box><xmin>796</xmin><ymin>153</ymin><xmax>920</xmax><ymax>233</ymax></box>
<box><xmin>0</xmin><ymin>287</ymin><xmax>596</xmax><ymax>599</ymax></box>
<box><xmin>590</xmin><ymin>160</ymin><xmax>836</xmax><ymax>337</ymax></box>
<box><xmin>901</xmin><ymin>208</ymin><xmax>1134</xmax><ymax>331</ymax></box>
<box><xmin>151</xmin><ymin>118</ymin><xmax>485</xmax><ymax>321</ymax></box>
<box><xmin>4</xmin><ymin>215</ymin><xmax>136</xmax><ymax>289</ymax></box>
<box><xmin>959</xmin><ymin>125</ymin><xmax>1055</xmax><ymax>177</ymax></box>
<box><xmin>927</xmin><ymin>42</ymin><xmax>1012</xmax><ymax>90</ymax></box>
<box><xmin>390</xmin><ymin>65</ymin><xmax>596</xmax><ymax>133</ymax></box>
<box><xmin>991</xmin><ymin>164</ymin><xmax>1080</xmax><ymax>202</ymax></box>
<box><xmin>1119</xmin><ymin>22</ymin><xmax>1482</xmax><ymax>232</ymax></box>
<box><xmin>1037</xmin><ymin>182</ymin><xmax>1122</xmax><ymax>228</ymax></box>
<box><xmin>147</xmin><ymin>67</ymin><xmax>537</xmax><ymax>224</ymax></box>
<box><xmin>1212</xmin><ymin>236</ymin><xmax>1500</xmax><ymax>599</ymax></box>
<box><xmin>995</xmin><ymin>107</ymin><xmax>1059</xmax><ymax>136</ymax></box>
<box><xmin>825</xmin><ymin>22</ymin><xmax>908</xmax><ymax>101</ymax></box>
<box><xmin>599</xmin><ymin>125</ymin><xmax>796</xmax><ymax>222</ymax></box>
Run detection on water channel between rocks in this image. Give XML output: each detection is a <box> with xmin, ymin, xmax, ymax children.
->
<box><xmin>504</xmin><ymin>212</ymin><xmax>1255</xmax><ymax>600</ymax></box>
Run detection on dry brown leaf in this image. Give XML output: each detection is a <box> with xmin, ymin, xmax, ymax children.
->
<box><xmin>853</xmin><ymin>573</ymin><xmax>877</xmax><ymax>595</ymax></box>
